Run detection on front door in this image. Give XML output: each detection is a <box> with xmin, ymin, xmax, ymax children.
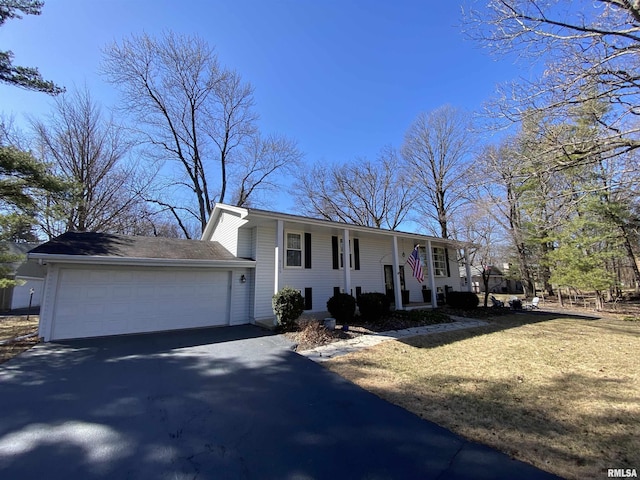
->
<box><xmin>384</xmin><ymin>265</ymin><xmax>405</xmax><ymax>302</ymax></box>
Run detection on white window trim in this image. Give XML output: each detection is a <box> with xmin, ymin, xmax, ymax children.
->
<box><xmin>285</xmin><ymin>231</ymin><xmax>304</xmax><ymax>269</ymax></box>
<box><xmin>432</xmin><ymin>246</ymin><xmax>447</xmax><ymax>277</ymax></box>
<box><xmin>339</xmin><ymin>238</ymin><xmax>353</xmax><ymax>270</ymax></box>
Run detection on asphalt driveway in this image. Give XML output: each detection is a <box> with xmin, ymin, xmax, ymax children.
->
<box><xmin>0</xmin><ymin>325</ymin><xmax>559</xmax><ymax>479</ymax></box>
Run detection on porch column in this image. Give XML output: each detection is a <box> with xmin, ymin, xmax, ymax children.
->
<box><xmin>464</xmin><ymin>247</ymin><xmax>473</xmax><ymax>293</ymax></box>
<box><xmin>392</xmin><ymin>235</ymin><xmax>403</xmax><ymax>308</ymax></box>
<box><xmin>274</xmin><ymin>219</ymin><xmax>284</xmax><ymax>295</ymax></box>
<box><xmin>426</xmin><ymin>240</ymin><xmax>437</xmax><ymax>305</ymax></box>
<box><xmin>343</xmin><ymin>228</ymin><xmax>351</xmax><ymax>295</ymax></box>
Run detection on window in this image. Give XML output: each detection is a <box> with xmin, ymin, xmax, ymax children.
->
<box><xmin>432</xmin><ymin>247</ymin><xmax>447</xmax><ymax>277</ymax></box>
<box><xmin>286</xmin><ymin>232</ymin><xmax>302</xmax><ymax>267</ymax></box>
<box><xmin>418</xmin><ymin>246</ymin><xmax>429</xmax><ymax>277</ymax></box>
<box><xmin>339</xmin><ymin>238</ymin><xmax>352</xmax><ymax>269</ymax></box>
<box><xmin>332</xmin><ymin>236</ymin><xmax>360</xmax><ymax>270</ymax></box>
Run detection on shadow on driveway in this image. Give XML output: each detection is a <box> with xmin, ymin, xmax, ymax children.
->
<box><xmin>0</xmin><ymin>325</ymin><xmax>559</xmax><ymax>479</ymax></box>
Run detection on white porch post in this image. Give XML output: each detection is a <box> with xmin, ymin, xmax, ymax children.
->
<box><xmin>392</xmin><ymin>235</ymin><xmax>403</xmax><ymax>308</ymax></box>
<box><xmin>343</xmin><ymin>228</ymin><xmax>351</xmax><ymax>295</ymax></box>
<box><xmin>465</xmin><ymin>247</ymin><xmax>473</xmax><ymax>293</ymax></box>
<box><xmin>426</xmin><ymin>240</ymin><xmax>437</xmax><ymax>305</ymax></box>
<box><xmin>274</xmin><ymin>219</ymin><xmax>284</xmax><ymax>295</ymax></box>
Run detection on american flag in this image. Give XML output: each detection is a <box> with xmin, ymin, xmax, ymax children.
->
<box><xmin>407</xmin><ymin>245</ymin><xmax>424</xmax><ymax>283</ymax></box>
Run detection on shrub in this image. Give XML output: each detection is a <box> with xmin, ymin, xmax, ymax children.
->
<box><xmin>445</xmin><ymin>291</ymin><xmax>479</xmax><ymax>310</ymax></box>
<box><xmin>327</xmin><ymin>293</ymin><xmax>356</xmax><ymax>324</ymax></box>
<box><xmin>272</xmin><ymin>287</ymin><xmax>305</xmax><ymax>330</ymax></box>
<box><xmin>357</xmin><ymin>292</ymin><xmax>390</xmax><ymax>323</ymax></box>
<box><xmin>408</xmin><ymin>309</ymin><xmax>451</xmax><ymax>324</ymax></box>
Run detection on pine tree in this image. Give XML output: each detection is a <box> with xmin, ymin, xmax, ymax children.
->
<box><xmin>0</xmin><ymin>0</ymin><xmax>63</xmax><ymax>94</ymax></box>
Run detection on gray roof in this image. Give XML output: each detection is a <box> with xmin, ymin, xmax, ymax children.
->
<box><xmin>29</xmin><ymin>232</ymin><xmax>243</xmax><ymax>261</ymax></box>
<box><xmin>0</xmin><ymin>242</ymin><xmax>45</xmax><ymax>278</ymax></box>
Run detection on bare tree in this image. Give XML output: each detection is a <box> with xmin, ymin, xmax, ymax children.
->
<box><xmin>466</xmin><ymin>0</ymin><xmax>640</xmax><ymax>168</ymax></box>
<box><xmin>31</xmin><ymin>87</ymin><xmax>143</xmax><ymax>236</ymax></box>
<box><xmin>402</xmin><ymin>105</ymin><xmax>474</xmax><ymax>238</ymax></box>
<box><xmin>101</xmin><ymin>32</ymin><xmax>257</xmax><ymax>234</ymax></box>
<box><xmin>231</xmin><ymin>133</ymin><xmax>303</xmax><ymax>207</ymax></box>
<box><xmin>295</xmin><ymin>146</ymin><xmax>414</xmax><ymax>230</ymax></box>
<box><xmin>472</xmin><ymin>140</ymin><xmax>537</xmax><ymax>297</ymax></box>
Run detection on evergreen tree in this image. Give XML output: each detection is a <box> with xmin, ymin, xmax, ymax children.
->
<box><xmin>0</xmin><ymin>0</ymin><xmax>63</xmax><ymax>94</ymax></box>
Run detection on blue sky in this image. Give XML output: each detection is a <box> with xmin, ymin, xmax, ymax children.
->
<box><xmin>0</xmin><ymin>0</ymin><xmax>529</xmax><ymax>213</ymax></box>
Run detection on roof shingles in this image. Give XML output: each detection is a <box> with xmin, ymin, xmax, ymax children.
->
<box><xmin>29</xmin><ymin>232</ymin><xmax>242</xmax><ymax>261</ymax></box>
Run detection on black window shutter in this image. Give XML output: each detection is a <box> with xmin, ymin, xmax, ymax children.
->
<box><xmin>304</xmin><ymin>233</ymin><xmax>312</xmax><ymax>269</ymax></box>
<box><xmin>304</xmin><ymin>288</ymin><xmax>312</xmax><ymax>310</ymax></box>
<box><xmin>331</xmin><ymin>236</ymin><xmax>339</xmax><ymax>269</ymax></box>
<box><xmin>445</xmin><ymin>248</ymin><xmax>451</xmax><ymax>277</ymax></box>
<box><xmin>333</xmin><ymin>286</ymin><xmax>341</xmax><ymax>297</ymax></box>
<box><xmin>355</xmin><ymin>286</ymin><xmax>362</xmax><ymax>299</ymax></box>
<box><xmin>353</xmin><ymin>238</ymin><xmax>360</xmax><ymax>270</ymax></box>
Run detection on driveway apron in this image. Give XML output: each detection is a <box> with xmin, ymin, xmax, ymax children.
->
<box><xmin>0</xmin><ymin>325</ymin><xmax>559</xmax><ymax>480</ymax></box>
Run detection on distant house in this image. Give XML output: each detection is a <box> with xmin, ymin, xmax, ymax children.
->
<box><xmin>459</xmin><ymin>263</ymin><xmax>523</xmax><ymax>295</ymax></box>
<box><xmin>0</xmin><ymin>242</ymin><xmax>45</xmax><ymax>311</ymax></box>
<box><xmin>30</xmin><ymin>203</ymin><xmax>471</xmax><ymax>341</ymax></box>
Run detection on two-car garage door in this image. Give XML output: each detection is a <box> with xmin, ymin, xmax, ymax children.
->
<box><xmin>48</xmin><ymin>266</ymin><xmax>233</xmax><ymax>340</ymax></box>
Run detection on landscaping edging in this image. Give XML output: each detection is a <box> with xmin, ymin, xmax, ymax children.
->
<box><xmin>298</xmin><ymin>318</ymin><xmax>488</xmax><ymax>362</ymax></box>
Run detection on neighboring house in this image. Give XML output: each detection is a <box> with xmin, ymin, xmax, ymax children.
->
<box><xmin>29</xmin><ymin>203</ymin><xmax>470</xmax><ymax>341</ymax></box>
<box><xmin>0</xmin><ymin>242</ymin><xmax>45</xmax><ymax>311</ymax></box>
<box><xmin>459</xmin><ymin>263</ymin><xmax>523</xmax><ymax>295</ymax></box>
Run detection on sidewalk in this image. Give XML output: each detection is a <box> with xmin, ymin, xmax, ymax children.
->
<box><xmin>298</xmin><ymin>316</ymin><xmax>489</xmax><ymax>362</ymax></box>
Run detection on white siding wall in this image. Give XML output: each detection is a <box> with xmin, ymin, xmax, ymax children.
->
<box><xmin>237</xmin><ymin>227</ymin><xmax>253</xmax><ymax>258</ymax></box>
<box><xmin>351</xmin><ymin>235</ymin><xmax>392</xmax><ymax>295</ymax></box>
<box><xmin>211</xmin><ymin>211</ymin><xmax>245</xmax><ymax>255</ymax></box>
<box><xmin>229</xmin><ymin>267</ymin><xmax>252</xmax><ymax>325</ymax></box>
<box><xmin>253</xmin><ymin>224</ymin><xmax>276</xmax><ymax>320</ymax></box>
<box><xmin>277</xmin><ymin>231</ymin><xmax>462</xmax><ymax>313</ymax></box>
<box><xmin>279</xmin><ymin>229</ymin><xmax>344</xmax><ymax>313</ymax></box>
<box><xmin>222</xmin><ymin>217</ymin><xmax>463</xmax><ymax>323</ymax></box>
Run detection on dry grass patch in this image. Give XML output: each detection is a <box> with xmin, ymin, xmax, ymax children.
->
<box><xmin>0</xmin><ymin>316</ymin><xmax>39</xmax><ymax>364</ymax></box>
<box><xmin>324</xmin><ymin>313</ymin><xmax>640</xmax><ymax>480</ymax></box>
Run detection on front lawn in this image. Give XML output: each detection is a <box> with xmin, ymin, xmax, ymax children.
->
<box><xmin>324</xmin><ymin>312</ymin><xmax>640</xmax><ymax>480</ymax></box>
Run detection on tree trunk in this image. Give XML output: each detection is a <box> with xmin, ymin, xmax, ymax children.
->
<box><xmin>620</xmin><ymin>224</ymin><xmax>640</xmax><ymax>292</ymax></box>
<box><xmin>557</xmin><ymin>287</ymin><xmax>564</xmax><ymax>307</ymax></box>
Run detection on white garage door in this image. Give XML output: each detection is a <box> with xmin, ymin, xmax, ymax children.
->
<box><xmin>51</xmin><ymin>267</ymin><xmax>231</xmax><ymax>340</ymax></box>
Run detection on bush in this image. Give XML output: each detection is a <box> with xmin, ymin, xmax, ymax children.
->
<box><xmin>357</xmin><ymin>292</ymin><xmax>390</xmax><ymax>323</ymax></box>
<box><xmin>327</xmin><ymin>293</ymin><xmax>356</xmax><ymax>324</ymax></box>
<box><xmin>445</xmin><ymin>291</ymin><xmax>479</xmax><ymax>310</ymax></box>
<box><xmin>272</xmin><ymin>287</ymin><xmax>305</xmax><ymax>330</ymax></box>
<box><xmin>408</xmin><ymin>309</ymin><xmax>451</xmax><ymax>324</ymax></box>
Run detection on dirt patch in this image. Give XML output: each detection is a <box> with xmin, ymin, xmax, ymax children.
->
<box><xmin>0</xmin><ymin>316</ymin><xmax>39</xmax><ymax>364</ymax></box>
<box><xmin>324</xmin><ymin>312</ymin><xmax>640</xmax><ymax>480</ymax></box>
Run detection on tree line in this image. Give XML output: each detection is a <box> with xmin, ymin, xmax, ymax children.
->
<box><xmin>1</xmin><ymin>1</ymin><xmax>639</xmax><ymax>308</ymax></box>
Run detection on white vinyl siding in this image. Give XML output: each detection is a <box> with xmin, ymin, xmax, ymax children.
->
<box><xmin>210</xmin><ymin>210</ymin><xmax>248</xmax><ymax>256</ymax></box>
<box><xmin>253</xmin><ymin>224</ymin><xmax>276</xmax><ymax>320</ymax></box>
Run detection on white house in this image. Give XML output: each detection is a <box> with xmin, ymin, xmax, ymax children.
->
<box><xmin>29</xmin><ymin>203</ymin><xmax>471</xmax><ymax>341</ymax></box>
<box><xmin>204</xmin><ymin>204</ymin><xmax>468</xmax><ymax>325</ymax></box>
<box><xmin>459</xmin><ymin>263</ymin><xmax>524</xmax><ymax>295</ymax></box>
<box><xmin>0</xmin><ymin>242</ymin><xmax>45</xmax><ymax>311</ymax></box>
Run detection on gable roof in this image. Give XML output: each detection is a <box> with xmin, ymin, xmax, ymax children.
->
<box><xmin>204</xmin><ymin>203</ymin><xmax>461</xmax><ymax>245</ymax></box>
<box><xmin>28</xmin><ymin>232</ymin><xmax>255</xmax><ymax>268</ymax></box>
